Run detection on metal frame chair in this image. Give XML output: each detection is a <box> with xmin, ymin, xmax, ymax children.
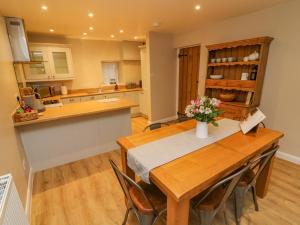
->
<box><xmin>177</xmin><ymin>112</ymin><xmax>191</xmax><ymax>123</ymax></box>
<box><xmin>192</xmin><ymin>164</ymin><xmax>250</xmax><ymax>225</ymax></box>
<box><xmin>109</xmin><ymin>160</ymin><xmax>166</xmax><ymax>225</ymax></box>
<box><xmin>143</xmin><ymin>122</ymin><xmax>169</xmax><ymax>132</ymax></box>
<box><xmin>234</xmin><ymin>145</ymin><xmax>279</xmax><ymax>225</ymax></box>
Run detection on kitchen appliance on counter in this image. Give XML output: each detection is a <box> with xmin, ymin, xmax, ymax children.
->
<box><xmin>126</xmin><ymin>82</ymin><xmax>138</xmax><ymax>89</ymax></box>
<box><xmin>61</xmin><ymin>85</ymin><xmax>68</xmax><ymax>95</ymax></box>
<box><xmin>23</xmin><ymin>94</ymin><xmax>45</xmax><ymax>112</ymax></box>
<box><xmin>32</xmin><ymin>86</ymin><xmax>56</xmax><ymax>98</ymax></box>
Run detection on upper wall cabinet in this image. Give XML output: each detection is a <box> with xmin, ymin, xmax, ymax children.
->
<box><xmin>23</xmin><ymin>44</ymin><xmax>75</xmax><ymax>82</ymax></box>
<box><xmin>121</xmin><ymin>41</ymin><xmax>142</xmax><ymax>61</ymax></box>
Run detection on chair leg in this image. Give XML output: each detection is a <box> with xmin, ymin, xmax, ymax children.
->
<box><xmin>223</xmin><ymin>207</ymin><xmax>229</xmax><ymax>225</ymax></box>
<box><xmin>234</xmin><ymin>187</ymin><xmax>245</xmax><ymax>225</ymax></box>
<box><xmin>199</xmin><ymin>210</ymin><xmax>214</xmax><ymax>225</ymax></box>
<box><xmin>122</xmin><ymin>208</ymin><xmax>131</xmax><ymax>225</ymax></box>
<box><xmin>138</xmin><ymin>213</ymin><xmax>155</xmax><ymax>225</ymax></box>
<box><xmin>251</xmin><ymin>186</ymin><xmax>259</xmax><ymax>211</ymax></box>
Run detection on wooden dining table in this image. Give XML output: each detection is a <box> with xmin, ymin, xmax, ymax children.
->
<box><xmin>117</xmin><ymin>119</ymin><xmax>284</xmax><ymax>225</ymax></box>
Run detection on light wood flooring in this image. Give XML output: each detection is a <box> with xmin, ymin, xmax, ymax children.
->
<box><xmin>31</xmin><ymin>117</ymin><xmax>300</xmax><ymax>225</ymax></box>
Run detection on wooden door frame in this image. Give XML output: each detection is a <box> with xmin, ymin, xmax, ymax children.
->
<box><xmin>175</xmin><ymin>44</ymin><xmax>201</xmax><ymax>115</ymax></box>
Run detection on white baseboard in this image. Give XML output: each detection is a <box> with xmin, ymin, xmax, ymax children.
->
<box><xmin>276</xmin><ymin>151</ymin><xmax>300</xmax><ymax>165</ymax></box>
<box><xmin>150</xmin><ymin>115</ymin><xmax>178</xmax><ymax>124</ymax></box>
<box><xmin>25</xmin><ymin>167</ymin><xmax>33</xmax><ymax>219</ymax></box>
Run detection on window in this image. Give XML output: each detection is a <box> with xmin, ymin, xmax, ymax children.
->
<box><xmin>102</xmin><ymin>62</ymin><xmax>119</xmax><ymax>84</ymax></box>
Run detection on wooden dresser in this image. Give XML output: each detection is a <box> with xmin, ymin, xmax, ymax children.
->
<box><xmin>205</xmin><ymin>37</ymin><xmax>273</xmax><ymax>120</ymax></box>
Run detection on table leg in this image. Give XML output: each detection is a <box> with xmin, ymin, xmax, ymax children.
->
<box><xmin>167</xmin><ymin>196</ymin><xmax>190</xmax><ymax>225</ymax></box>
<box><xmin>120</xmin><ymin>147</ymin><xmax>135</xmax><ymax>180</ymax></box>
<box><xmin>256</xmin><ymin>154</ymin><xmax>275</xmax><ymax>198</ymax></box>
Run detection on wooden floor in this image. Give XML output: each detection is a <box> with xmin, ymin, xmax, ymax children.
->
<box><xmin>31</xmin><ymin>117</ymin><xmax>300</xmax><ymax>225</ymax></box>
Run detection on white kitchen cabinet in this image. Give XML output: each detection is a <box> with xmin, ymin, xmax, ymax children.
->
<box><xmin>23</xmin><ymin>46</ymin><xmax>52</xmax><ymax>81</ymax></box>
<box><xmin>121</xmin><ymin>41</ymin><xmax>141</xmax><ymax>61</ymax></box>
<box><xmin>123</xmin><ymin>91</ymin><xmax>140</xmax><ymax>114</ymax></box>
<box><xmin>81</xmin><ymin>95</ymin><xmax>105</xmax><ymax>102</ymax></box>
<box><xmin>61</xmin><ymin>97</ymin><xmax>81</xmax><ymax>104</ymax></box>
<box><xmin>104</xmin><ymin>93</ymin><xmax>123</xmax><ymax>99</ymax></box>
<box><xmin>24</xmin><ymin>44</ymin><xmax>75</xmax><ymax>82</ymax></box>
<box><xmin>49</xmin><ymin>47</ymin><xmax>74</xmax><ymax>80</ymax></box>
<box><xmin>139</xmin><ymin>91</ymin><xmax>147</xmax><ymax>116</ymax></box>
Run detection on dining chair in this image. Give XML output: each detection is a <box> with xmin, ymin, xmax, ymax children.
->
<box><xmin>234</xmin><ymin>145</ymin><xmax>279</xmax><ymax>225</ymax></box>
<box><xmin>109</xmin><ymin>159</ymin><xmax>167</xmax><ymax>225</ymax></box>
<box><xmin>192</xmin><ymin>164</ymin><xmax>250</xmax><ymax>225</ymax></box>
<box><xmin>177</xmin><ymin>112</ymin><xmax>191</xmax><ymax>123</ymax></box>
<box><xmin>143</xmin><ymin>122</ymin><xmax>169</xmax><ymax>132</ymax></box>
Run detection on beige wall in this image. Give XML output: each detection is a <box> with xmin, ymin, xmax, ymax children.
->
<box><xmin>0</xmin><ymin>16</ymin><xmax>29</xmax><ymax>206</ymax></box>
<box><xmin>27</xmin><ymin>34</ymin><xmax>142</xmax><ymax>89</ymax></box>
<box><xmin>147</xmin><ymin>32</ymin><xmax>177</xmax><ymax>122</ymax></box>
<box><xmin>173</xmin><ymin>0</ymin><xmax>300</xmax><ymax>157</ymax></box>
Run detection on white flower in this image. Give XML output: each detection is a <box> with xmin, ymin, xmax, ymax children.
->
<box><xmin>204</xmin><ymin>108</ymin><xmax>212</xmax><ymax>115</ymax></box>
<box><xmin>199</xmin><ymin>106</ymin><xmax>205</xmax><ymax>113</ymax></box>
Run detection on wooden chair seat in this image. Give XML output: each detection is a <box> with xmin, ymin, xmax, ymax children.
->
<box><xmin>238</xmin><ymin>169</ymin><xmax>255</xmax><ymax>187</ymax></box>
<box><xmin>129</xmin><ymin>181</ymin><xmax>166</xmax><ymax>214</ymax></box>
<box><xmin>195</xmin><ymin>186</ymin><xmax>225</xmax><ymax>211</ymax></box>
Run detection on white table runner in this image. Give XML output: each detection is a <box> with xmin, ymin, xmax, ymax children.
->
<box><xmin>127</xmin><ymin>118</ymin><xmax>241</xmax><ymax>183</ymax></box>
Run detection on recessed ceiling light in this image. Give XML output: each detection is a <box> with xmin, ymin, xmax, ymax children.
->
<box><xmin>110</xmin><ymin>34</ymin><xmax>115</xmax><ymax>38</ymax></box>
<box><xmin>41</xmin><ymin>5</ymin><xmax>48</xmax><ymax>10</ymax></box>
<box><xmin>83</xmin><ymin>32</ymin><xmax>87</xmax><ymax>36</ymax></box>
<box><xmin>49</xmin><ymin>29</ymin><xmax>54</xmax><ymax>32</ymax></box>
<box><xmin>88</xmin><ymin>13</ymin><xmax>94</xmax><ymax>17</ymax></box>
<box><xmin>152</xmin><ymin>22</ymin><xmax>161</xmax><ymax>27</ymax></box>
<box><xmin>195</xmin><ymin>5</ymin><xmax>201</xmax><ymax>10</ymax></box>
<box><xmin>89</xmin><ymin>27</ymin><xmax>94</xmax><ymax>31</ymax></box>
<box><xmin>119</xmin><ymin>29</ymin><xmax>124</xmax><ymax>33</ymax></box>
<box><xmin>134</xmin><ymin>36</ymin><xmax>138</xmax><ymax>40</ymax></box>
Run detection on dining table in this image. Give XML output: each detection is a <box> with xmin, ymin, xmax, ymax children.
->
<box><xmin>117</xmin><ymin>119</ymin><xmax>284</xmax><ymax>225</ymax></box>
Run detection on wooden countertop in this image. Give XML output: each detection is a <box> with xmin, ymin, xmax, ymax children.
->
<box><xmin>14</xmin><ymin>98</ymin><xmax>137</xmax><ymax>127</ymax></box>
<box><xmin>44</xmin><ymin>88</ymin><xmax>143</xmax><ymax>100</ymax></box>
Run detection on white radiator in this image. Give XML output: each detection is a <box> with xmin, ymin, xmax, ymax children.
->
<box><xmin>0</xmin><ymin>174</ymin><xmax>29</xmax><ymax>225</ymax></box>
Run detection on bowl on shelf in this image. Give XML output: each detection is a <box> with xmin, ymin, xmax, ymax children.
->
<box><xmin>210</xmin><ymin>74</ymin><xmax>223</xmax><ymax>79</ymax></box>
<box><xmin>210</xmin><ymin>58</ymin><xmax>216</xmax><ymax>63</ymax></box>
<box><xmin>227</xmin><ymin>57</ymin><xmax>237</xmax><ymax>62</ymax></box>
<box><xmin>216</xmin><ymin>58</ymin><xmax>221</xmax><ymax>63</ymax></box>
<box><xmin>221</xmin><ymin>58</ymin><xmax>227</xmax><ymax>63</ymax></box>
<box><xmin>219</xmin><ymin>93</ymin><xmax>236</xmax><ymax>102</ymax></box>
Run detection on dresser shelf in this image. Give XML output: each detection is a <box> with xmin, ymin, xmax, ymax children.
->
<box><xmin>208</xmin><ymin>61</ymin><xmax>259</xmax><ymax>67</ymax></box>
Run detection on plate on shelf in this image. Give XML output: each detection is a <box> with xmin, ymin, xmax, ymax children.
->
<box><xmin>210</xmin><ymin>75</ymin><xmax>223</xmax><ymax>79</ymax></box>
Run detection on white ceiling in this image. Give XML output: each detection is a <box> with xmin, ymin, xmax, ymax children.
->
<box><xmin>0</xmin><ymin>0</ymin><xmax>289</xmax><ymax>41</ymax></box>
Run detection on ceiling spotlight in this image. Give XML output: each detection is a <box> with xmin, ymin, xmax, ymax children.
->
<box><xmin>119</xmin><ymin>29</ymin><xmax>124</xmax><ymax>33</ymax></box>
<box><xmin>49</xmin><ymin>29</ymin><xmax>54</xmax><ymax>32</ymax></box>
<box><xmin>89</xmin><ymin>27</ymin><xmax>94</xmax><ymax>31</ymax></box>
<box><xmin>83</xmin><ymin>32</ymin><xmax>87</xmax><ymax>36</ymax></box>
<box><xmin>41</xmin><ymin>5</ymin><xmax>48</xmax><ymax>10</ymax></box>
<box><xmin>195</xmin><ymin>5</ymin><xmax>201</xmax><ymax>10</ymax></box>
<box><xmin>152</xmin><ymin>22</ymin><xmax>161</xmax><ymax>27</ymax></box>
<box><xmin>88</xmin><ymin>13</ymin><xmax>94</xmax><ymax>17</ymax></box>
<box><xmin>110</xmin><ymin>34</ymin><xmax>115</xmax><ymax>38</ymax></box>
<box><xmin>134</xmin><ymin>36</ymin><xmax>138</xmax><ymax>40</ymax></box>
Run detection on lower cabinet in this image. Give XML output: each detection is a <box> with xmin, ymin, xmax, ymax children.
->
<box><xmin>123</xmin><ymin>92</ymin><xmax>140</xmax><ymax>115</ymax></box>
<box><xmin>61</xmin><ymin>97</ymin><xmax>81</xmax><ymax>104</ymax></box>
<box><xmin>60</xmin><ymin>91</ymin><xmax>141</xmax><ymax>116</ymax></box>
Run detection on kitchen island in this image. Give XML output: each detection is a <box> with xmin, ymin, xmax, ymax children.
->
<box><xmin>15</xmin><ymin>98</ymin><xmax>137</xmax><ymax>171</ymax></box>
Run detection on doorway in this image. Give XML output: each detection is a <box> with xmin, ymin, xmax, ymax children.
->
<box><xmin>177</xmin><ymin>46</ymin><xmax>200</xmax><ymax>114</ymax></box>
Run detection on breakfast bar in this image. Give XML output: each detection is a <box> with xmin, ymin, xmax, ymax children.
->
<box><xmin>15</xmin><ymin>98</ymin><xmax>137</xmax><ymax>171</ymax></box>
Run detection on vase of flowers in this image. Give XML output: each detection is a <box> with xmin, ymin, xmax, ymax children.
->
<box><xmin>185</xmin><ymin>96</ymin><xmax>222</xmax><ymax>138</ymax></box>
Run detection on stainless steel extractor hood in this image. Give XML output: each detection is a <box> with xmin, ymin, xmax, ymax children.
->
<box><xmin>5</xmin><ymin>17</ymin><xmax>31</xmax><ymax>62</ymax></box>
